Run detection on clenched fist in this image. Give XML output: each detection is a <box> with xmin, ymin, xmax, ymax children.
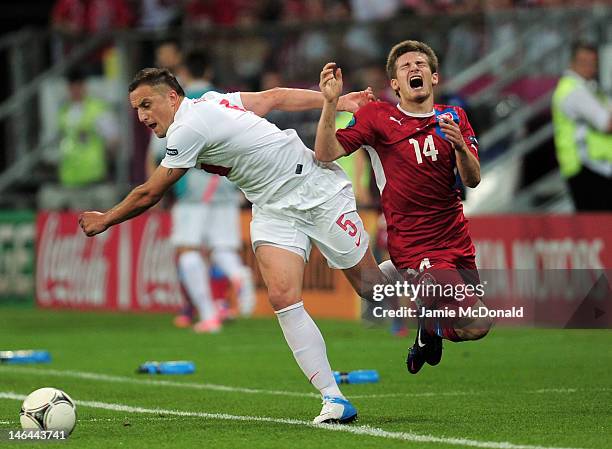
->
<box><xmin>78</xmin><ymin>211</ymin><xmax>108</xmax><ymax>237</ymax></box>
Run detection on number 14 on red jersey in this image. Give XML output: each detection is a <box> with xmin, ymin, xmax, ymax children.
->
<box><xmin>409</xmin><ymin>135</ymin><xmax>439</xmax><ymax>164</ymax></box>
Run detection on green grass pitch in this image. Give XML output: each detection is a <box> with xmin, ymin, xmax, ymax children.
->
<box><xmin>0</xmin><ymin>307</ymin><xmax>610</xmax><ymax>449</ymax></box>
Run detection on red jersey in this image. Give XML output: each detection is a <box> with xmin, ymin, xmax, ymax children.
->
<box><xmin>336</xmin><ymin>101</ymin><xmax>479</xmax><ymax>269</ymax></box>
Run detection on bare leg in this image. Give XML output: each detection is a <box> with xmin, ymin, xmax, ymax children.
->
<box><xmin>254</xmin><ymin>245</ymin><xmax>305</xmax><ymax>311</ymax></box>
<box><xmin>454</xmin><ymin>299</ymin><xmax>493</xmax><ymax>340</ymax></box>
<box><xmin>255</xmin><ymin>245</ymin><xmax>343</xmax><ymax>398</ymax></box>
<box><xmin>175</xmin><ymin>246</ymin><xmax>217</xmax><ymax>324</ymax></box>
<box><xmin>341</xmin><ymin>250</ymin><xmax>391</xmax><ymax>302</ymax></box>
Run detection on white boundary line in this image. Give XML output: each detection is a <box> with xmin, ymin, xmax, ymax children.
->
<box><xmin>0</xmin><ymin>392</ymin><xmax>586</xmax><ymax>449</ymax></box>
<box><xmin>0</xmin><ymin>366</ymin><xmax>318</xmax><ymax>398</ymax></box>
<box><xmin>1</xmin><ymin>366</ymin><xmax>607</xmax><ymax>400</ymax></box>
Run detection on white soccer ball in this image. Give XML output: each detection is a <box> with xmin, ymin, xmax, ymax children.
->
<box><xmin>19</xmin><ymin>388</ymin><xmax>77</xmax><ymax>434</ymax></box>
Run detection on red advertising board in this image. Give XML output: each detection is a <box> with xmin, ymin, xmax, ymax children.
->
<box><xmin>469</xmin><ymin>214</ymin><xmax>611</xmax><ymax>327</ymax></box>
<box><xmin>36</xmin><ymin>211</ymin><xmax>611</xmax><ymax>325</ymax></box>
<box><xmin>36</xmin><ymin>211</ymin><xmax>182</xmax><ymax>312</ymax></box>
<box><xmin>36</xmin><ymin>210</ymin><xmax>360</xmax><ymax>318</ymax></box>
<box><xmin>470</xmin><ymin>214</ymin><xmax>612</xmax><ymax>269</ymax></box>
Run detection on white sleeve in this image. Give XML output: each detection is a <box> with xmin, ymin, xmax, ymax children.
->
<box><xmin>160</xmin><ymin>124</ymin><xmax>206</xmax><ymax>169</ymax></box>
<box><xmin>561</xmin><ymin>86</ymin><xmax>611</xmax><ymax>132</ymax></box>
<box><xmin>202</xmin><ymin>91</ymin><xmax>244</xmax><ymax>109</ymax></box>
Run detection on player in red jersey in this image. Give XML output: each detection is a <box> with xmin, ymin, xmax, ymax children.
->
<box><xmin>315</xmin><ymin>40</ymin><xmax>492</xmax><ymax>374</ymax></box>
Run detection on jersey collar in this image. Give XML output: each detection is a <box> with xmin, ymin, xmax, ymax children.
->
<box><xmin>175</xmin><ymin>96</ymin><xmax>189</xmax><ymax>118</ymax></box>
<box><xmin>167</xmin><ymin>97</ymin><xmax>190</xmax><ymax>136</ymax></box>
<box><xmin>396</xmin><ymin>104</ymin><xmax>435</xmax><ymax>118</ymax></box>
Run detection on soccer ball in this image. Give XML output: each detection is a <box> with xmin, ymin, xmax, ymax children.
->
<box><xmin>19</xmin><ymin>388</ymin><xmax>77</xmax><ymax>434</ymax></box>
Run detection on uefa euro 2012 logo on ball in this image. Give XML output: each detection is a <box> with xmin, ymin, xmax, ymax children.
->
<box><xmin>19</xmin><ymin>388</ymin><xmax>77</xmax><ymax>435</ymax></box>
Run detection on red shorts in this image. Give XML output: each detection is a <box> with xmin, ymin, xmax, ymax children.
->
<box><xmin>402</xmin><ymin>254</ymin><xmax>481</xmax><ymax>309</ymax></box>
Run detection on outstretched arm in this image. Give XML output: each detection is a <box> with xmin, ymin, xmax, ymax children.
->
<box><xmin>240</xmin><ymin>86</ymin><xmax>374</xmax><ymax>117</ymax></box>
<box><xmin>79</xmin><ymin>165</ymin><xmax>187</xmax><ymax>236</ymax></box>
<box><xmin>315</xmin><ymin>62</ymin><xmax>350</xmax><ymax>162</ymax></box>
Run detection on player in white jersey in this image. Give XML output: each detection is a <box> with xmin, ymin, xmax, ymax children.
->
<box><xmin>79</xmin><ymin>68</ymin><xmax>394</xmax><ymax>424</ymax></box>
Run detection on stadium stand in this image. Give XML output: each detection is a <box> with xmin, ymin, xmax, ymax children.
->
<box><xmin>0</xmin><ymin>3</ymin><xmax>609</xmax><ymax>212</ymax></box>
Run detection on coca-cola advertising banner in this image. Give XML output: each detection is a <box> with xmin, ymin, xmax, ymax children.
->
<box><xmin>36</xmin><ymin>211</ymin><xmax>182</xmax><ymax>311</ymax></box>
<box><xmin>36</xmin><ymin>211</ymin><xmax>611</xmax><ymax>323</ymax></box>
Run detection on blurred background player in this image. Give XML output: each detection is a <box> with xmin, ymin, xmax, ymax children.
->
<box><xmin>38</xmin><ymin>68</ymin><xmax>119</xmax><ymax>211</ymax></box>
<box><xmin>154</xmin><ymin>38</ymin><xmax>184</xmax><ymax>79</ymax></box>
<box><xmin>147</xmin><ymin>49</ymin><xmax>255</xmax><ymax>332</ymax></box>
<box><xmin>315</xmin><ymin>41</ymin><xmax>493</xmax><ymax>376</ymax></box>
<box><xmin>552</xmin><ymin>41</ymin><xmax>612</xmax><ymax>212</ymax></box>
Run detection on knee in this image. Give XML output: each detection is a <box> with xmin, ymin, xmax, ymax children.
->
<box><xmin>471</xmin><ymin>321</ymin><xmax>492</xmax><ymax>340</ymax></box>
<box><xmin>267</xmin><ymin>284</ymin><xmax>301</xmax><ymax>311</ymax></box>
<box><xmin>462</xmin><ymin>317</ymin><xmax>493</xmax><ymax>341</ymax></box>
<box><xmin>357</xmin><ymin>267</ymin><xmax>397</xmax><ymax>302</ymax></box>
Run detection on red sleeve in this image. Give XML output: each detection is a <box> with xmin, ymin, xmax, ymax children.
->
<box><xmin>458</xmin><ymin>107</ymin><xmax>479</xmax><ymax>160</ymax></box>
<box><xmin>335</xmin><ymin>103</ymin><xmax>377</xmax><ymax>156</ymax></box>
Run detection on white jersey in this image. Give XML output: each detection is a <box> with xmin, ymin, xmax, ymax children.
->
<box><xmin>150</xmin><ymin>134</ymin><xmax>239</xmax><ymax>205</ymax></box>
<box><xmin>161</xmin><ymin>91</ymin><xmax>349</xmax><ymax>206</ymax></box>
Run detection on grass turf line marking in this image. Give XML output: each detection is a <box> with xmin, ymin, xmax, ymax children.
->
<box><xmin>0</xmin><ymin>366</ymin><xmax>318</xmax><ymax>398</ymax></box>
<box><xmin>0</xmin><ymin>367</ymin><xmax>489</xmax><ymax>400</ymax></box>
<box><xmin>0</xmin><ymin>392</ymin><xmax>585</xmax><ymax>449</ymax></box>
<box><xmin>2</xmin><ymin>366</ymin><xmax>608</xmax><ymax>401</ymax></box>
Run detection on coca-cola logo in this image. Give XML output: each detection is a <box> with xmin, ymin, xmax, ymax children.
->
<box><xmin>37</xmin><ymin>213</ymin><xmax>109</xmax><ymax>306</ymax></box>
<box><xmin>135</xmin><ymin>215</ymin><xmax>182</xmax><ymax>309</ymax></box>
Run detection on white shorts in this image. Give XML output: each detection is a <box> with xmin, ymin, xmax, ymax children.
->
<box><xmin>171</xmin><ymin>202</ymin><xmax>241</xmax><ymax>250</ymax></box>
<box><xmin>250</xmin><ymin>185</ymin><xmax>369</xmax><ymax>270</ymax></box>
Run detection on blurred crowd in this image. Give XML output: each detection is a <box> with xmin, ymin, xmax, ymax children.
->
<box><xmin>49</xmin><ymin>0</ymin><xmax>608</xmax><ymax>90</ymax></box>
<box><xmin>39</xmin><ymin>0</ymin><xmax>611</xmax><ymax>216</ymax></box>
<box><xmin>51</xmin><ymin>0</ymin><xmax>608</xmax><ymax>35</ymax></box>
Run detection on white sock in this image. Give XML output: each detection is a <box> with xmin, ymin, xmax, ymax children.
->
<box><xmin>275</xmin><ymin>301</ymin><xmax>343</xmax><ymax>398</ymax></box>
<box><xmin>378</xmin><ymin>259</ymin><xmax>406</xmax><ymax>305</ymax></box>
<box><xmin>178</xmin><ymin>251</ymin><xmax>217</xmax><ymax>322</ymax></box>
<box><xmin>379</xmin><ymin>259</ymin><xmax>404</xmax><ymax>283</ymax></box>
<box><xmin>212</xmin><ymin>249</ymin><xmax>256</xmax><ymax>316</ymax></box>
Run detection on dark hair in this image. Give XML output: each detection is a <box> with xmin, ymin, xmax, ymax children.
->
<box><xmin>570</xmin><ymin>41</ymin><xmax>597</xmax><ymax>60</ymax></box>
<box><xmin>66</xmin><ymin>67</ymin><xmax>87</xmax><ymax>84</ymax></box>
<box><xmin>128</xmin><ymin>68</ymin><xmax>185</xmax><ymax>96</ymax></box>
<box><xmin>386</xmin><ymin>40</ymin><xmax>439</xmax><ymax>79</ymax></box>
<box><xmin>184</xmin><ymin>50</ymin><xmax>210</xmax><ymax>79</ymax></box>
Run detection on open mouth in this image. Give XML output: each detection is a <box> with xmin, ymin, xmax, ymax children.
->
<box><xmin>409</xmin><ymin>75</ymin><xmax>424</xmax><ymax>89</ymax></box>
<box><xmin>148</xmin><ymin>123</ymin><xmax>158</xmax><ymax>130</ymax></box>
